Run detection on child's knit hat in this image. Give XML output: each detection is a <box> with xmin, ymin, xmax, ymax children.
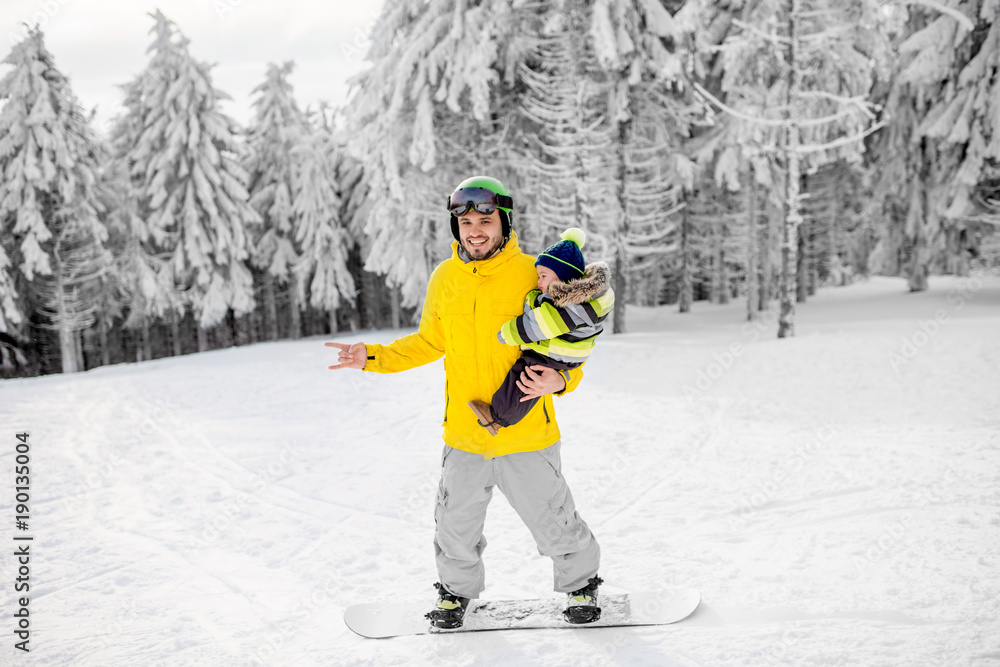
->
<box><xmin>536</xmin><ymin>228</ymin><xmax>587</xmax><ymax>283</ymax></box>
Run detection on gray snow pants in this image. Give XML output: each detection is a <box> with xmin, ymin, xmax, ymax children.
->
<box><xmin>433</xmin><ymin>441</ymin><xmax>601</xmax><ymax>599</ymax></box>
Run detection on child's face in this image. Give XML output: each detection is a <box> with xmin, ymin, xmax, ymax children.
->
<box><xmin>536</xmin><ymin>266</ymin><xmax>559</xmax><ymax>294</ymax></box>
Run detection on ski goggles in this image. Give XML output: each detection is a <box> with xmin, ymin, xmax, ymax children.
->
<box><xmin>447</xmin><ymin>187</ymin><xmax>513</xmax><ymax>217</ymax></box>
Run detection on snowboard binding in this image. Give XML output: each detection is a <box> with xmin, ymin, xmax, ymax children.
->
<box><xmin>426</xmin><ymin>582</ymin><xmax>471</xmax><ymax>629</ymax></box>
<box><xmin>563</xmin><ymin>575</ymin><xmax>604</xmax><ymax>624</ymax></box>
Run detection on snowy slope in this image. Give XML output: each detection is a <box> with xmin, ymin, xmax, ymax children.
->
<box><xmin>1</xmin><ymin>275</ymin><xmax>998</xmax><ymax>667</ymax></box>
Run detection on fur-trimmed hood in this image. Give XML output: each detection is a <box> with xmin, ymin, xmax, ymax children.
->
<box><xmin>548</xmin><ymin>261</ymin><xmax>612</xmax><ymax>307</ymax></box>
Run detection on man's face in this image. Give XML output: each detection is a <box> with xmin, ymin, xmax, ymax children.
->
<box><xmin>457</xmin><ymin>209</ymin><xmax>504</xmax><ymax>261</ymax></box>
<box><xmin>536</xmin><ymin>265</ymin><xmax>559</xmax><ymax>294</ymax></box>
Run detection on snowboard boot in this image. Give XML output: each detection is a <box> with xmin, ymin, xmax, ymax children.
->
<box><xmin>425</xmin><ymin>582</ymin><xmax>471</xmax><ymax>629</ymax></box>
<box><xmin>563</xmin><ymin>575</ymin><xmax>604</xmax><ymax>624</ymax></box>
<box><xmin>468</xmin><ymin>400</ymin><xmax>500</xmax><ymax>437</ymax></box>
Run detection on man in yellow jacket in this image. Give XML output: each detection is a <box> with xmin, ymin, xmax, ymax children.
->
<box><xmin>326</xmin><ymin>176</ymin><xmax>603</xmax><ymax>627</ymax></box>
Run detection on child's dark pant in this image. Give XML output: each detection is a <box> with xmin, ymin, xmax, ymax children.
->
<box><xmin>490</xmin><ymin>351</ymin><xmax>581</xmax><ymax>427</ymax></box>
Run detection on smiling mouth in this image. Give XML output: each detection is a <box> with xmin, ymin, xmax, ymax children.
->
<box><xmin>468</xmin><ymin>238</ymin><xmax>488</xmax><ymax>248</ymax></box>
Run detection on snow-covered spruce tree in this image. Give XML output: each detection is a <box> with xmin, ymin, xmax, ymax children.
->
<box><xmin>695</xmin><ymin>0</ymin><xmax>885</xmax><ymax>337</ymax></box>
<box><xmin>292</xmin><ymin>110</ymin><xmax>355</xmax><ymax>334</ymax></box>
<box><xmin>245</xmin><ymin>61</ymin><xmax>307</xmax><ymax>340</ymax></box>
<box><xmin>0</xmin><ymin>28</ymin><xmax>111</xmax><ymax>373</ymax></box>
<box><xmin>107</xmin><ymin>77</ymin><xmax>178</xmax><ymax>360</ymax></box>
<box><xmin>347</xmin><ymin>0</ymin><xmax>694</xmax><ymax>324</ymax></box>
<box><xmin>874</xmin><ymin>1</ymin><xmax>995</xmax><ymax>288</ymax></box>
<box><xmin>122</xmin><ymin>11</ymin><xmax>258</xmax><ymax>352</ymax></box>
<box><xmin>346</xmin><ymin>0</ymin><xmax>513</xmax><ymax>313</ymax></box>
<box><xmin>588</xmin><ymin>0</ymin><xmax>696</xmax><ymax>333</ymax></box>
<box><xmin>515</xmin><ymin>1</ymin><xmax>616</xmax><ymax>258</ymax></box>
<box><xmin>683</xmin><ymin>0</ymin><xmax>778</xmax><ymax>318</ymax></box>
<box><xmin>332</xmin><ymin>131</ymin><xmax>380</xmax><ymax>330</ymax></box>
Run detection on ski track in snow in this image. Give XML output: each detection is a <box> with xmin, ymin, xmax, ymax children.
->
<box><xmin>1</xmin><ymin>276</ymin><xmax>998</xmax><ymax>666</ymax></box>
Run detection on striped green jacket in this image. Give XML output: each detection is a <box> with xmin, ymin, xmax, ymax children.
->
<box><xmin>497</xmin><ymin>262</ymin><xmax>615</xmax><ymax>364</ymax></box>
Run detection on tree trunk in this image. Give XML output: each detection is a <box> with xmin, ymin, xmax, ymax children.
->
<box><xmin>759</xmin><ymin>205</ymin><xmax>772</xmax><ymax>310</ymax></box>
<box><xmin>142</xmin><ymin>318</ymin><xmax>152</xmax><ymax>361</ymax></box>
<box><xmin>171</xmin><ymin>310</ymin><xmax>182</xmax><ymax>357</ymax></box>
<box><xmin>99</xmin><ymin>316</ymin><xmax>110</xmax><ymax>366</ymax></box>
<box><xmin>777</xmin><ymin>0</ymin><xmax>801</xmax><ymax>339</ymax></box>
<box><xmin>197</xmin><ymin>325</ymin><xmax>208</xmax><ymax>352</ymax></box>
<box><xmin>263</xmin><ymin>274</ymin><xmax>279</xmax><ymax>340</ymax></box>
<box><xmin>77</xmin><ymin>328</ymin><xmax>86</xmax><ymax>371</ymax></box>
<box><xmin>390</xmin><ymin>288</ymin><xmax>401</xmax><ymax>329</ymax></box>
<box><xmin>808</xmin><ymin>218</ymin><xmax>818</xmax><ymax>297</ymax></box>
<box><xmin>746</xmin><ymin>165</ymin><xmax>759</xmax><ymax>321</ymax></box>
<box><xmin>52</xmin><ymin>256</ymin><xmax>78</xmax><ymax>373</ymax></box>
<box><xmin>907</xmin><ymin>175</ymin><xmax>931</xmax><ymax>292</ymax></box>
<box><xmin>289</xmin><ymin>278</ymin><xmax>302</xmax><ymax>340</ymax></box>
<box><xmin>329</xmin><ymin>308</ymin><xmax>338</xmax><ymax>335</ymax></box>
<box><xmin>612</xmin><ymin>84</ymin><xmax>632</xmax><ymax>334</ymax></box>
<box><xmin>717</xmin><ymin>222</ymin><xmax>729</xmax><ymax>305</ymax></box>
<box><xmin>679</xmin><ymin>194</ymin><xmax>692</xmax><ymax>313</ymax></box>
<box><xmin>796</xmin><ymin>225</ymin><xmax>808</xmax><ymax>303</ymax></box>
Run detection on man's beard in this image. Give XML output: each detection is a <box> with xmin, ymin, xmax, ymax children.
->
<box><xmin>463</xmin><ymin>235</ymin><xmax>503</xmax><ymax>260</ymax></box>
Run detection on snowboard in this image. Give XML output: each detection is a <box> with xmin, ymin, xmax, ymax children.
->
<box><xmin>344</xmin><ymin>589</ymin><xmax>700</xmax><ymax>639</ymax></box>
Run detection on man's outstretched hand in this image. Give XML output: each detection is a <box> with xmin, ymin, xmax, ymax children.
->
<box><xmin>517</xmin><ymin>365</ymin><xmax>567</xmax><ymax>401</ymax></box>
<box><xmin>326</xmin><ymin>341</ymin><xmax>367</xmax><ymax>370</ymax></box>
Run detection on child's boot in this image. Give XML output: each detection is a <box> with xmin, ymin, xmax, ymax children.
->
<box><xmin>467</xmin><ymin>400</ymin><xmax>500</xmax><ymax>436</ymax></box>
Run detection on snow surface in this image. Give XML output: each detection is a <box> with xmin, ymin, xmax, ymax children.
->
<box><xmin>2</xmin><ymin>275</ymin><xmax>999</xmax><ymax>666</ymax></box>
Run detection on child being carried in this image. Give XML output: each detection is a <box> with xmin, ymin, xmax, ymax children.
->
<box><xmin>469</xmin><ymin>227</ymin><xmax>615</xmax><ymax>436</ymax></box>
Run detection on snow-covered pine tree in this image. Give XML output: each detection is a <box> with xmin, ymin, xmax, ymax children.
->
<box><xmin>245</xmin><ymin>61</ymin><xmax>307</xmax><ymax>340</ymax></box>
<box><xmin>123</xmin><ymin>11</ymin><xmax>259</xmax><ymax>351</ymax></box>
<box><xmin>292</xmin><ymin>110</ymin><xmax>355</xmax><ymax>334</ymax></box>
<box><xmin>515</xmin><ymin>1</ymin><xmax>615</xmax><ymax>258</ymax></box>
<box><xmin>346</xmin><ymin>0</ymin><xmax>512</xmax><ymax>312</ymax></box>
<box><xmin>107</xmin><ymin>77</ymin><xmax>177</xmax><ymax>360</ymax></box>
<box><xmin>875</xmin><ymin>1</ymin><xmax>996</xmax><ymax>287</ymax></box>
<box><xmin>332</xmin><ymin>132</ymin><xmax>380</xmax><ymax>330</ymax></box>
<box><xmin>0</xmin><ymin>28</ymin><xmax>110</xmax><ymax>373</ymax></box>
<box><xmin>588</xmin><ymin>0</ymin><xmax>695</xmax><ymax>333</ymax></box>
<box><xmin>696</xmin><ymin>0</ymin><xmax>884</xmax><ymax>337</ymax></box>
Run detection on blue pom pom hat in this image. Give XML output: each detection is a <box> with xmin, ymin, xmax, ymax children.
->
<box><xmin>535</xmin><ymin>228</ymin><xmax>588</xmax><ymax>284</ymax></box>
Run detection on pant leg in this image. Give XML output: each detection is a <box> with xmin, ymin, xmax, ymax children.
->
<box><xmin>433</xmin><ymin>445</ymin><xmax>496</xmax><ymax>599</ymax></box>
<box><xmin>490</xmin><ymin>356</ymin><xmax>538</xmax><ymax>428</ymax></box>
<box><xmin>494</xmin><ymin>441</ymin><xmax>601</xmax><ymax>593</ymax></box>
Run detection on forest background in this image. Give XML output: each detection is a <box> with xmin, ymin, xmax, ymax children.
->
<box><xmin>1</xmin><ymin>0</ymin><xmax>998</xmax><ymax>376</ymax></box>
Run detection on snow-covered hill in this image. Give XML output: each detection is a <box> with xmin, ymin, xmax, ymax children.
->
<box><xmin>2</xmin><ymin>275</ymin><xmax>998</xmax><ymax>666</ymax></box>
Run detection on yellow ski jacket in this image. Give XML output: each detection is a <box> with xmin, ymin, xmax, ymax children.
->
<box><xmin>362</xmin><ymin>232</ymin><xmax>584</xmax><ymax>459</ymax></box>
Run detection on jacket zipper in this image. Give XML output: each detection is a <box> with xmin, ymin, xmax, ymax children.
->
<box><xmin>443</xmin><ymin>379</ymin><xmax>449</xmax><ymax>423</ymax></box>
<box><xmin>542</xmin><ymin>401</ymin><xmax>550</xmax><ymax>424</ymax></box>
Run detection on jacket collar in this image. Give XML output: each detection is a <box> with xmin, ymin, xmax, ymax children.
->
<box><xmin>451</xmin><ymin>231</ymin><xmax>524</xmax><ymax>277</ymax></box>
